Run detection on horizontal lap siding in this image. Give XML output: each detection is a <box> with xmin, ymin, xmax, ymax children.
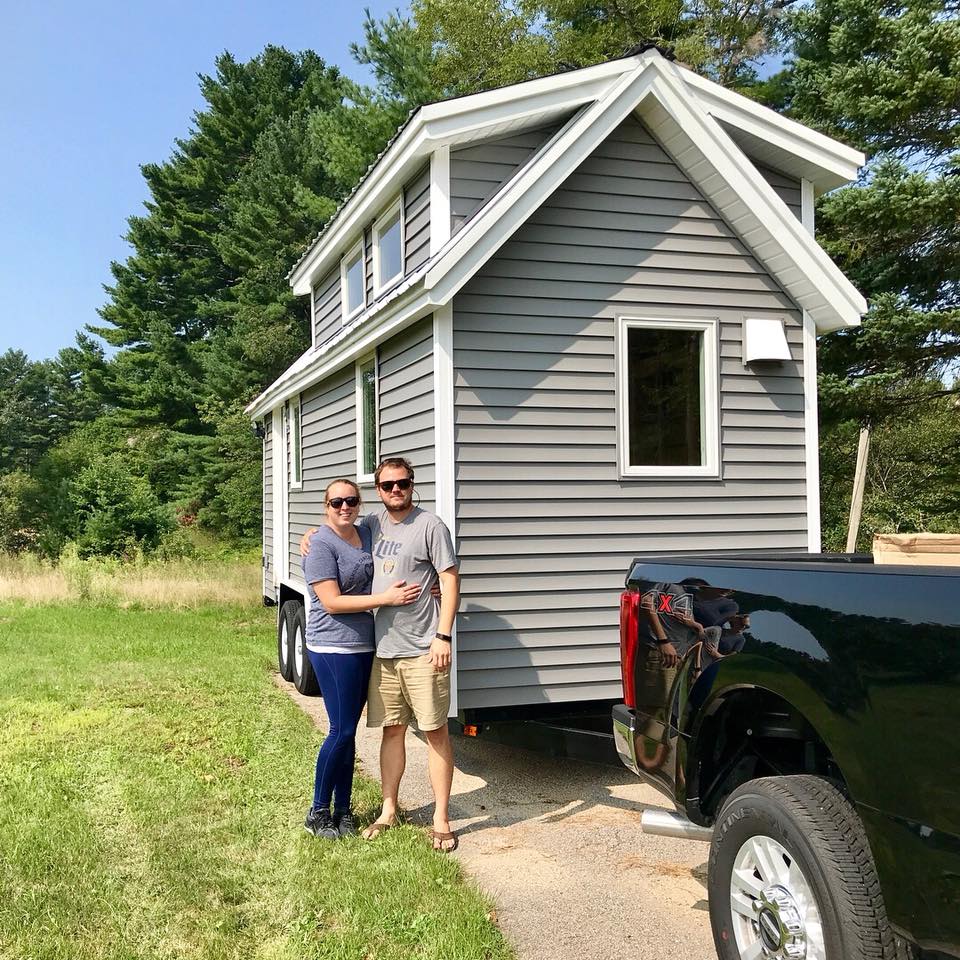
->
<box><xmin>263</xmin><ymin>424</ymin><xmax>273</xmax><ymax>595</ymax></box>
<box><xmin>404</xmin><ymin>166</ymin><xmax>430</xmax><ymax>273</ymax></box>
<box><xmin>287</xmin><ymin>369</ymin><xmax>358</xmax><ymax>583</ymax></box>
<box><xmin>312</xmin><ymin>266</ymin><xmax>341</xmax><ymax>347</ymax></box>
<box><xmin>754</xmin><ymin>162</ymin><xmax>802</xmax><ymax>221</ymax></box>
<box><xmin>453</xmin><ymin>115</ymin><xmax>807</xmax><ymax>709</ymax></box>
<box><xmin>450</xmin><ymin>122</ymin><xmax>566</xmax><ymax>234</ymax></box>
<box><xmin>378</xmin><ymin>317</ymin><xmax>436</xmax><ymax>512</ymax></box>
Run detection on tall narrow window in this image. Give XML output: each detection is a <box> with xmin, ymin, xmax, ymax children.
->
<box><xmin>286</xmin><ymin>395</ymin><xmax>302</xmax><ymax>489</ymax></box>
<box><xmin>356</xmin><ymin>356</ymin><xmax>378</xmax><ymax>480</ymax></box>
<box><xmin>341</xmin><ymin>241</ymin><xmax>364</xmax><ymax>319</ymax></box>
<box><xmin>373</xmin><ymin>199</ymin><xmax>403</xmax><ymax>293</ymax></box>
<box><xmin>617</xmin><ymin>317</ymin><xmax>718</xmax><ymax>477</ymax></box>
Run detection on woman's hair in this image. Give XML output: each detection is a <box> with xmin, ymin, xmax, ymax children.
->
<box><xmin>324</xmin><ymin>478</ymin><xmax>361</xmax><ymax>505</ymax></box>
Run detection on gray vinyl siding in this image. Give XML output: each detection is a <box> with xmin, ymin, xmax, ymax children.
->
<box><xmin>452</xmin><ymin>114</ymin><xmax>808</xmax><ymax>709</ymax></box>
<box><xmin>263</xmin><ymin>421</ymin><xmax>273</xmax><ymax>596</ymax></box>
<box><xmin>404</xmin><ymin>165</ymin><xmax>431</xmax><ymax>273</ymax></box>
<box><xmin>754</xmin><ymin>162</ymin><xmax>802</xmax><ymax>221</ymax></box>
<box><xmin>377</xmin><ymin>317</ymin><xmax>436</xmax><ymax>513</ymax></box>
<box><xmin>450</xmin><ymin>121</ymin><xmax>566</xmax><ymax>234</ymax></box>
<box><xmin>312</xmin><ymin>266</ymin><xmax>341</xmax><ymax>348</ymax></box>
<box><xmin>286</xmin><ymin>369</ymin><xmax>358</xmax><ymax>582</ymax></box>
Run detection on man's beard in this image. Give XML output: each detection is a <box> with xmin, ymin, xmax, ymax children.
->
<box><xmin>385</xmin><ymin>497</ymin><xmax>412</xmax><ymax>513</ymax></box>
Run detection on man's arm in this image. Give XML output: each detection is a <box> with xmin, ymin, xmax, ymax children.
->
<box><xmin>429</xmin><ymin>566</ymin><xmax>459</xmax><ymax>671</ymax></box>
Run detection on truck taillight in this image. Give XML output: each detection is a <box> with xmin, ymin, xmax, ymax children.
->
<box><xmin>620</xmin><ymin>589</ymin><xmax>640</xmax><ymax>709</ymax></box>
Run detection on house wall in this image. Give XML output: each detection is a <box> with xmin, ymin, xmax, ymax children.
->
<box><xmin>286</xmin><ymin>369</ymin><xmax>358</xmax><ymax>582</ymax></box>
<box><xmin>378</xmin><ymin>316</ymin><xmax>436</xmax><ymax>512</ymax></box>
<box><xmin>754</xmin><ymin>162</ymin><xmax>802</xmax><ymax>221</ymax></box>
<box><xmin>450</xmin><ymin>121</ymin><xmax>567</xmax><ymax>234</ymax></box>
<box><xmin>312</xmin><ymin>265</ymin><xmax>342</xmax><ymax>348</ymax></box>
<box><xmin>263</xmin><ymin>422</ymin><xmax>273</xmax><ymax>596</ymax></box>
<box><xmin>452</xmin><ymin>114</ymin><xmax>808</xmax><ymax>709</ymax></box>
<box><xmin>404</xmin><ymin>165</ymin><xmax>431</xmax><ymax>273</ymax></box>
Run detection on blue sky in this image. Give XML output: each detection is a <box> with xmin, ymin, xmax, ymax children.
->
<box><xmin>0</xmin><ymin>0</ymin><xmax>408</xmax><ymax>361</ymax></box>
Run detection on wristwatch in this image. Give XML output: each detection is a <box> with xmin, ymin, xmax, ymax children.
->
<box><xmin>435</xmin><ymin>632</ymin><xmax>452</xmax><ymax>642</ymax></box>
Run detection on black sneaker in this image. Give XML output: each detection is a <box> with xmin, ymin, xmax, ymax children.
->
<box><xmin>334</xmin><ymin>809</ymin><xmax>356</xmax><ymax>838</ymax></box>
<box><xmin>304</xmin><ymin>807</ymin><xmax>338</xmax><ymax>840</ymax></box>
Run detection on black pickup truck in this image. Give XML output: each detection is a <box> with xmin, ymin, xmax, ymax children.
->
<box><xmin>612</xmin><ymin>554</ymin><xmax>959</xmax><ymax>960</ymax></box>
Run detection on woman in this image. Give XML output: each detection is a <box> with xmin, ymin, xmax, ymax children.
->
<box><xmin>301</xmin><ymin>479</ymin><xmax>420</xmax><ymax>839</ymax></box>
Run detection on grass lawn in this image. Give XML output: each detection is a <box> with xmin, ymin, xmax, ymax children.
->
<box><xmin>0</xmin><ymin>602</ymin><xmax>511</xmax><ymax>960</ymax></box>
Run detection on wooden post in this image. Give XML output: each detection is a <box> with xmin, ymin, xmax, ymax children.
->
<box><xmin>846</xmin><ymin>425</ymin><xmax>871</xmax><ymax>553</ymax></box>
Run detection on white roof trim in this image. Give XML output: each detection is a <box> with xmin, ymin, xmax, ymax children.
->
<box><xmin>256</xmin><ymin>51</ymin><xmax>867</xmax><ymax>418</ymax></box>
<box><xmin>289</xmin><ymin>49</ymin><xmax>863</xmax><ymax>297</ymax></box>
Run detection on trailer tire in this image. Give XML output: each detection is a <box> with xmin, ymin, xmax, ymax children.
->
<box><xmin>277</xmin><ymin>601</ymin><xmax>296</xmax><ymax>682</ymax></box>
<box><xmin>708</xmin><ymin>775</ymin><xmax>899</xmax><ymax>960</ymax></box>
<box><xmin>290</xmin><ymin>603</ymin><xmax>320</xmax><ymax>696</ymax></box>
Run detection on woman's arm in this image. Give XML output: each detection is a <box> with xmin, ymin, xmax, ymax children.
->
<box><xmin>312</xmin><ymin>578</ymin><xmax>420</xmax><ymax>614</ymax></box>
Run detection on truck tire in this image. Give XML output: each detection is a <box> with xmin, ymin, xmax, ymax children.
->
<box><xmin>277</xmin><ymin>601</ymin><xmax>296</xmax><ymax>682</ymax></box>
<box><xmin>708</xmin><ymin>775</ymin><xmax>898</xmax><ymax>960</ymax></box>
<box><xmin>289</xmin><ymin>603</ymin><xmax>320</xmax><ymax>696</ymax></box>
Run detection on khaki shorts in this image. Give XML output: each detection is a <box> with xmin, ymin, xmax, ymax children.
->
<box><xmin>366</xmin><ymin>654</ymin><xmax>450</xmax><ymax>731</ymax></box>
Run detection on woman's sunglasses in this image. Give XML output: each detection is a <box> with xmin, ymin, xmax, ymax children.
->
<box><xmin>377</xmin><ymin>479</ymin><xmax>412</xmax><ymax>492</ymax></box>
<box><xmin>327</xmin><ymin>496</ymin><xmax>361</xmax><ymax>509</ymax></box>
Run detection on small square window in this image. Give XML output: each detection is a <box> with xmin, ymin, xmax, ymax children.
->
<box><xmin>356</xmin><ymin>356</ymin><xmax>378</xmax><ymax>481</ymax></box>
<box><xmin>617</xmin><ymin>317</ymin><xmax>719</xmax><ymax>478</ymax></box>
<box><xmin>373</xmin><ymin>200</ymin><xmax>403</xmax><ymax>294</ymax></box>
<box><xmin>341</xmin><ymin>241</ymin><xmax>365</xmax><ymax>319</ymax></box>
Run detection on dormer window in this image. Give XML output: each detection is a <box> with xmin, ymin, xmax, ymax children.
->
<box><xmin>372</xmin><ymin>198</ymin><xmax>403</xmax><ymax>294</ymax></box>
<box><xmin>341</xmin><ymin>240</ymin><xmax>365</xmax><ymax>319</ymax></box>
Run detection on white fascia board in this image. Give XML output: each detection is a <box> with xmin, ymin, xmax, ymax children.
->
<box><xmin>680</xmin><ymin>69</ymin><xmax>864</xmax><ymax>191</ymax></box>
<box><xmin>645</xmin><ymin>61</ymin><xmax>866</xmax><ymax>334</ymax></box>
<box><xmin>289</xmin><ymin>57</ymin><xmax>643</xmax><ymax>297</ymax></box>
<box><xmin>426</xmin><ymin>62</ymin><xmax>656</xmax><ymax>300</ymax></box>
<box><xmin>246</xmin><ymin>282</ymin><xmax>436</xmax><ymax>420</ymax></box>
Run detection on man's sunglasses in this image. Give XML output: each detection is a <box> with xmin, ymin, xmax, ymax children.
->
<box><xmin>327</xmin><ymin>496</ymin><xmax>361</xmax><ymax>509</ymax></box>
<box><xmin>378</xmin><ymin>479</ymin><xmax>412</xmax><ymax>492</ymax></box>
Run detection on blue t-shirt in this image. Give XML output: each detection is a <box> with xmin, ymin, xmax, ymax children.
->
<box><xmin>301</xmin><ymin>525</ymin><xmax>375</xmax><ymax>654</ymax></box>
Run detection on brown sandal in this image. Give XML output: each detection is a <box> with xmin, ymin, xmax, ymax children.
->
<box><xmin>430</xmin><ymin>828</ymin><xmax>459</xmax><ymax>853</ymax></box>
<box><xmin>362</xmin><ymin>820</ymin><xmax>394</xmax><ymax>840</ymax></box>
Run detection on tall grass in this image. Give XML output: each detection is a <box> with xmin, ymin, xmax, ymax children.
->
<box><xmin>0</xmin><ymin>552</ymin><xmax>262</xmax><ymax>609</ymax></box>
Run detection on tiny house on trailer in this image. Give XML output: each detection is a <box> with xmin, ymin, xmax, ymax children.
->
<box><xmin>247</xmin><ymin>47</ymin><xmax>866</xmax><ymax>717</ymax></box>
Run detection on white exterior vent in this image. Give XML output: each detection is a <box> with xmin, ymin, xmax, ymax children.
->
<box><xmin>743</xmin><ymin>316</ymin><xmax>792</xmax><ymax>364</ymax></box>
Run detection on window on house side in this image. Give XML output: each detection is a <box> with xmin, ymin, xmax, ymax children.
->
<box><xmin>357</xmin><ymin>357</ymin><xmax>377</xmax><ymax>479</ymax></box>
<box><xmin>342</xmin><ymin>243</ymin><xmax>364</xmax><ymax>318</ymax></box>
<box><xmin>374</xmin><ymin>203</ymin><xmax>402</xmax><ymax>293</ymax></box>
<box><xmin>618</xmin><ymin>318</ymin><xmax>718</xmax><ymax>477</ymax></box>
<box><xmin>287</xmin><ymin>396</ymin><xmax>302</xmax><ymax>488</ymax></box>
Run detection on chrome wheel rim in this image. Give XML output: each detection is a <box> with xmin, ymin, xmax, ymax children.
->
<box><xmin>294</xmin><ymin>619</ymin><xmax>304</xmax><ymax>677</ymax></box>
<box><xmin>279</xmin><ymin>619</ymin><xmax>289</xmax><ymax>671</ymax></box>
<box><xmin>729</xmin><ymin>834</ymin><xmax>825</xmax><ymax>960</ymax></box>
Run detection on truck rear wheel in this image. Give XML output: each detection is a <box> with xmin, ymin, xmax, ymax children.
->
<box><xmin>289</xmin><ymin>603</ymin><xmax>320</xmax><ymax>696</ymax></box>
<box><xmin>708</xmin><ymin>775</ymin><xmax>897</xmax><ymax>960</ymax></box>
<box><xmin>277</xmin><ymin>601</ymin><xmax>296</xmax><ymax>681</ymax></box>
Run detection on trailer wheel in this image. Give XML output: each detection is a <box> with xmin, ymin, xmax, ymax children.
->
<box><xmin>709</xmin><ymin>775</ymin><xmax>898</xmax><ymax>960</ymax></box>
<box><xmin>290</xmin><ymin>603</ymin><xmax>320</xmax><ymax>696</ymax></box>
<box><xmin>277</xmin><ymin>601</ymin><xmax>297</xmax><ymax>682</ymax></box>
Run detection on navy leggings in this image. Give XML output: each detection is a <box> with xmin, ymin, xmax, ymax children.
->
<box><xmin>307</xmin><ymin>650</ymin><xmax>375</xmax><ymax>812</ymax></box>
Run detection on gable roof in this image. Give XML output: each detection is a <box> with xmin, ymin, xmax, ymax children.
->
<box><xmin>248</xmin><ymin>49</ymin><xmax>866</xmax><ymax>419</ymax></box>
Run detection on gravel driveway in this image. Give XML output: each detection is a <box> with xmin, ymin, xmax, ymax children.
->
<box><xmin>286</xmin><ymin>682</ymin><xmax>715</xmax><ymax>960</ymax></box>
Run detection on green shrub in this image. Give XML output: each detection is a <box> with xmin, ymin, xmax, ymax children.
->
<box><xmin>69</xmin><ymin>455</ymin><xmax>173</xmax><ymax>557</ymax></box>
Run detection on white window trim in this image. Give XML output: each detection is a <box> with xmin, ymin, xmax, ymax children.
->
<box><xmin>616</xmin><ymin>315</ymin><xmax>720</xmax><ymax>479</ymax></box>
<box><xmin>340</xmin><ymin>239</ymin><xmax>365</xmax><ymax>322</ymax></box>
<box><xmin>371</xmin><ymin>196</ymin><xmax>404</xmax><ymax>296</ymax></box>
<box><xmin>286</xmin><ymin>395</ymin><xmax>303</xmax><ymax>491</ymax></box>
<box><xmin>355</xmin><ymin>353</ymin><xmax>379</xmax><ymax>484</ymax></box>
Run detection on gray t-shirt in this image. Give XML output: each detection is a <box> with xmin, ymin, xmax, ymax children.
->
<box><xmin>360</xmin><ymin>507</ymin><xmax>458</xmax><ymax>658</ymax></box>
<box><xmin>301</xmin><ymin>525</ymin><xmax>375</xmax><ymax>654</ymax></box>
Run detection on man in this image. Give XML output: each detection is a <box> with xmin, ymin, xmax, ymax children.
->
<box><xmin>301</xmin><ymin>457</ymin><xmax>460</xmax><ymax>852</ymax></box>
